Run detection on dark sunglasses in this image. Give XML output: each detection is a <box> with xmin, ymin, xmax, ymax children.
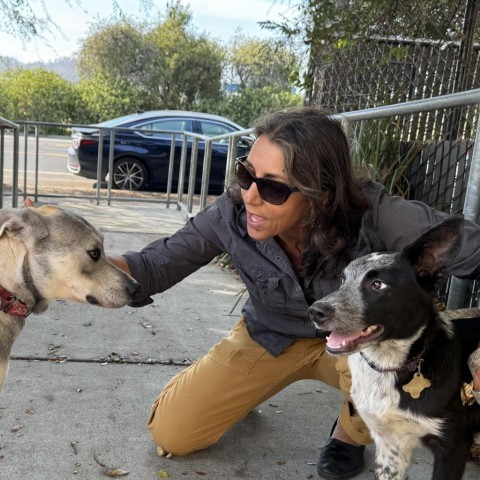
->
<box><xmin>235</xmin><ymin>156</ymin><xmax>298</xmax><ymax>205</ymax></box>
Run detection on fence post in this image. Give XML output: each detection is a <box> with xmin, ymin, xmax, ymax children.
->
<box><xmin>11</xmin><ymin>127</ymin><xmax>20</xmax><ymax>207</ymax></box>
<box><xmin>447</xmin><ymin>108</ymin><xmax>480</xmax><ymax>308</ymax></box>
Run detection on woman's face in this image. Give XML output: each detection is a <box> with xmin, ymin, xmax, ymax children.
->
<box><xmin>240</xmin><ymin>134</ymin><xmax>310</xmax><ymax>243</ymax></box>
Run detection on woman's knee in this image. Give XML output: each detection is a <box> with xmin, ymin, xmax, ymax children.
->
<box><xmin>147</xmin><ymin>392</ymin><xmax>220</xmax><ymax>456</ymax></box>
<box><xmin>335</xmin><ymin>356</ymin><xmax>352</xmax><ymax>399</ymax></box>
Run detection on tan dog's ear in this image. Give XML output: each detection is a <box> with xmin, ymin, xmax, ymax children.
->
<box><xmin>0</xmin><ymin>209</ymin><xmax>48</xmax><ymax>241</ymax></box>
<box><xmin>24</xmin><ymin>198</ymin><xmax>36</xmax><ymax>208</ymax></box>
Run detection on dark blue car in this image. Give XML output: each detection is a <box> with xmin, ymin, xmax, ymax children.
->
<box><xmin>67</xmin><ymin>110</ymin><xmax>252</xmax><ymax>194</ymax></box>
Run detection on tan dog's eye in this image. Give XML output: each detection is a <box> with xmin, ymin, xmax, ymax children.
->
<box><xmin>88</xmin><ymin>248</ymin><xmax>101</xmax><ymax>262</ymax></box>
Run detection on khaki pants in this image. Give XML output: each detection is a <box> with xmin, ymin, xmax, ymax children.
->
<box><xmin>147</xmin><ymin>318</ymin><xmax>371</xmax><ymax>455</ymax></box>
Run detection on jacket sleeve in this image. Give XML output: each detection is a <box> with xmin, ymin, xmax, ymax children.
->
<box><xmin>375</xmin><ymin>191</ymin><xmax>480</xmax><ymax>279</ymax></box>
<box><xmin>122</xmin><ymin>200</ymin><xmax>226</xmax><ymax>307</ymax></box>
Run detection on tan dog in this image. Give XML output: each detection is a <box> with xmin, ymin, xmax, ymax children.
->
<box><xmin>0</xmin><ymin>205</ymin><xmax>139</xmax><ymax>391</ymax></box>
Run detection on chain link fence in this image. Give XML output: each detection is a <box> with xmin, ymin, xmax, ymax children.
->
<box><xmin>312</xmin><ymin>35</ymin><xmax>480</xmax><ymax>112</ymax></box>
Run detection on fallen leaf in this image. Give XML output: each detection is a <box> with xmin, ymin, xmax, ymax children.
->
<box><xmin>105</xmin><ymin>469</ymin><xmax>129</xmax><ymax>477</ymax></box>
<box><xmin>157</xmin><ymin>471</ymin><xmax>169</xmax><ymax>478</ymax></box>
<box><xmin>276</xmin><ymin>460</ymin><xmax>286</xmax><ymax>465</ymax></box>
<box><xmin>195</xmin><ymin>472</ymin><xmax>207</xmax><ymax>476</ymax></box>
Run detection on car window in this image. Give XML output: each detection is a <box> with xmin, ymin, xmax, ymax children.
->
<box><xmin>135</xmin><ymin>119</ymin><xmax>194</xmax><ymax>137</ymax></box>
<box><xmin>199</xmin><ymin>120</ymin><xmax>237</xmax><ymax>138</ymax></box>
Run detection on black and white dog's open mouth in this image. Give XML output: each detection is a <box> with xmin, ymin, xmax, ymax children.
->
<box><xmin>326</xmin><ymin>325</ymin><xmax>384</xmax><ymax>354</ymax></box>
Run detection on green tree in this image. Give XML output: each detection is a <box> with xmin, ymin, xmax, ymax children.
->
<box><xmin>0</xmin><ymin>67</ymin><xmax>77</xmax><ymax>130</ymax></box>
<box><xmin>75</xmin><ymin>2</ymin><xmax>225</xmax><ymax>117</ymax></box>
<box><xmin>0</xmin><ymin>0</ymin><xmax>154</xmax><ymax>41</ymax></box>
<box><xmin>77</xmin><ymin>19</ymin><xmax>163</xmax><ymax>99</ymax></box>
<box><xmin>266</xmin><ymin>0</ymin><xmax>471</xmax><ymax>44</ymax></box>
<box><xmin>76</xmin><ymin>18</ymin><xmax>162</xmax><ymax>121</ymax></box>
<box><xmin>263</xmin><ymin>0</ymin><xmax>477</xmax><ymax>92</ymax></box>
<box><xmin>73</xmin><ymin>76</ymin><xmax>148</xmax><ymax>124</ymax></box>
<box><xmin>214</xmin><ymin>86</ymin><xmax>302</xmax><ymax>127</ymax></box>
<box><xmin>226</xmin><ymin>34</ymin><xmax>299</xmax><ymax>90</ymax></box>
<box><xmin>0</xmin><ymin>0</ymin><xmax>59</xmax><ymax>40</ymax></box>
<box><xmin>202</xmin><ymin>35</ymin><xmax>302</xmax><ymax>127</ymax></box>
<box><xmin>145</xmin><ymin>1</ymin><xmax>225</xmax><ymax>108</ymax></box>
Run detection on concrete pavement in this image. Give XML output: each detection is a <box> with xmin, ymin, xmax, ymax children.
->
<box><xmin>1</xmin><ymin>199</ymin><xmax>480</xmax><ymax>479</ymax></box>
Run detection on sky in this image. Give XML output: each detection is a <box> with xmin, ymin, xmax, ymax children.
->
<box><xmin>0</xmin><ymin>0</ymin><xmax>294</xmax><ymax>63</ymax></box>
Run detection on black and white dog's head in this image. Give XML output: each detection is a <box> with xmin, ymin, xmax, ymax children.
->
<box><xmin>309</xmin><ymin>217</ymin><xmax>464</xmax><ymax>356</ymax></box>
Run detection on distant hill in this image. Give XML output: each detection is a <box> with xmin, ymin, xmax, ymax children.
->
<box><xmin>0</xmin><ymin>56</ymin><xmax>78</xmax><ymax>82</ymax></box>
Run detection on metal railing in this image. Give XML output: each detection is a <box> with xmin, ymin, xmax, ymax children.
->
<box><xmin>0</xmin><ymin>120</ymin><xmax>251</xmax><ymax>216</ymax></box>
<box><xmin>0</xmin><ymin>116</ymin><xmax>20</xmax><ymax>208</ymax></box>
<box><xmin>2</xmin><ymin>89</ymin><xmax>480</xmax><ymax>305</ymax></box>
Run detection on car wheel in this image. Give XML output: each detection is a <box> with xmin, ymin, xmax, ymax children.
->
<box><xmin>112</xmin><ymin>158</ymin><xmax>148</xmax><ymax>191</ymax></box>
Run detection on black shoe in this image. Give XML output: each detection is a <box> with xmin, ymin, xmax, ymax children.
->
<box><xmin>317</xmin><ymin>437</ymin><xmax>365</xmax><ymax>480</ymax></box>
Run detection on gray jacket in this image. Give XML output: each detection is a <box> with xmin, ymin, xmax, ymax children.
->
<box><xmin>123</xmin><ymin>182</ymin><xmax>480</xmax><ymax>356</ymax></box>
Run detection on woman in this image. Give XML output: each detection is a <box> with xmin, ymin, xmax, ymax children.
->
<box><xmin>108</xmin><ymin>107</ymin><xmax>480</xmax><ymax>480</ymax></box>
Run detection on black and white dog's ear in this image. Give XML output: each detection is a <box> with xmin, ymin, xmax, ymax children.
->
<box><xmin>402</xmin><ymin>216</ymin><xmax>464</xmax><ymax>286</ymax></box>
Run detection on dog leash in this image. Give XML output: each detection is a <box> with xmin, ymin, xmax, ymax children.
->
<box><xmin>0</xmin><ymin>286</ymin><xmax>31</xmax><ymax>318</ymax></box>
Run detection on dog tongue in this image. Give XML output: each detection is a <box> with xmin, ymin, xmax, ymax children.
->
<box><xmin>326</xmin><ymin>330</ymin><xmax>364</xmax><ymax>349</ymax></box>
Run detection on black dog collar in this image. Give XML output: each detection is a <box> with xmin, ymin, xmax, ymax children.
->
<box><xmin>359</xmin><ymin>351</ymin><xmax>423</xmax><ymax>373</ymax></box>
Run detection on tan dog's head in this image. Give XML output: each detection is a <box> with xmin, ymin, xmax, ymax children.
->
<box><xmin>0</xmin><ymin>205</ymin><xmax>139</xmax><ymax>313</ymax></box>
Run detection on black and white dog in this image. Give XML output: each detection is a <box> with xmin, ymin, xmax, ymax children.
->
<box><xmin>309</xmin><ymin>217</ymin><xmax>480</xmax><ymax>480</ymax></box>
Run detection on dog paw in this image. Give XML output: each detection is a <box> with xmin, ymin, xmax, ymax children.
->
<box><xmin>470</xmin><ymin>434</ymin><xmax>480</xmax><ymax>464</ymax></box>
<box><xmin>470</xmin><ymin>445</ymin><xmax>480</xmax><ymax>463</ymax></box>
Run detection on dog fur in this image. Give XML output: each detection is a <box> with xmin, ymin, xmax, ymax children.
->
<box><xmin>309</xmin><ymin>217</ymin><xmax>480</xmax><ymax>480</ymax></box>
<box><xmin>0</xmin><ymin>205</ymin><xmax>139</xmax><ymax>392</ymax></box>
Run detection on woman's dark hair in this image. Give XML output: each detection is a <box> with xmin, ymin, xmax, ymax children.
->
<box><xmin>229</xmin><ymin>106</ymin><xmax>371</xmax><ymax>275</ymax></box>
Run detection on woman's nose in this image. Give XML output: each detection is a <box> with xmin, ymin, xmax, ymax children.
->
<box><xmin>242</xmin><ymin>180</ymin><xmax>262</xmax><ymax>204</ymax></box>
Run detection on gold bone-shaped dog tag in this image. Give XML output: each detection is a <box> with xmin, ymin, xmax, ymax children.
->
<box><xmin>402</xmin><ymin>372</ymin><xmax>431</xmax><ymax>399</ymax></box>
<box><xmin>461</xmin><ymin>382</ymin><xmax>476</xmax><ymax>406</ymax></box>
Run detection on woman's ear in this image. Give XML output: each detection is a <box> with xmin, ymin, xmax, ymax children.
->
<box><xmin>321</xmin><ymin>190</ymin><xmax>330</xmax><ymax>206</ymax></box>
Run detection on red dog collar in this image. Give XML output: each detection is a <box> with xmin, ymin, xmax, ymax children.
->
<box><xmin>0</xmin><ymin>286</ymin><xmax>31</xmax><ymax>318</ymax></box>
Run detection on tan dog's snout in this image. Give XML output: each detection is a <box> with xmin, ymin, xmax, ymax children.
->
<box><xmin>84</xmin><ymin>271</ymin><xmax>140</xmax><ymax>308</ymax></box>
